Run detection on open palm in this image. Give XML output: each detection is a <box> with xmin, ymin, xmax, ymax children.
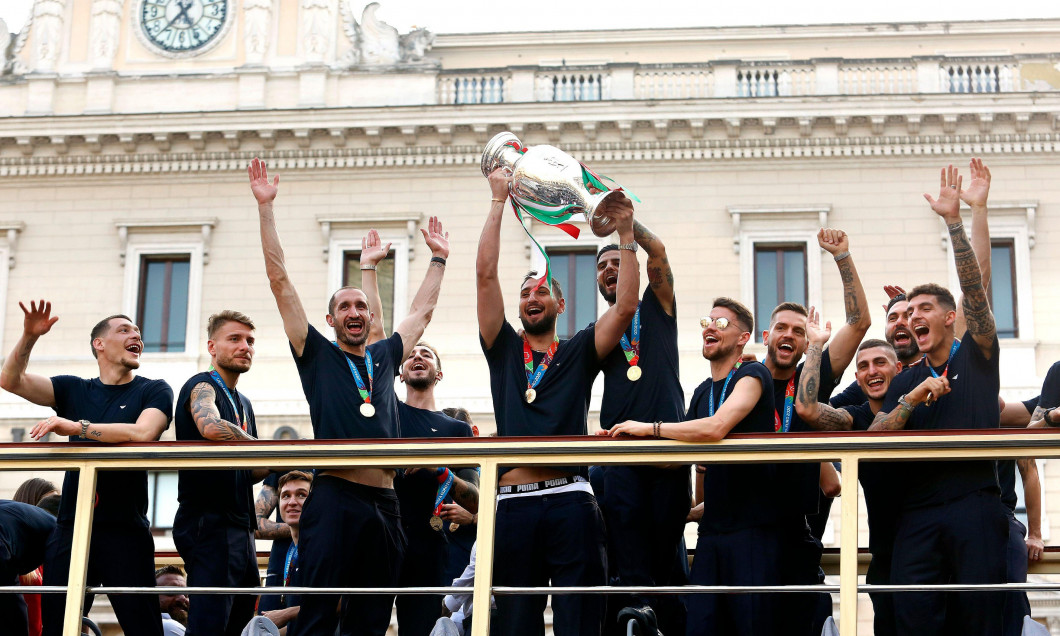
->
<box><xmin>421</xmin><ymin>216</ymin><xmax>450</xmax><ymax>258</ymax></box>
<box><xmin>959</xmin><ymin>157</ymin><xmax>991</xmax><ymax>208</ymax></box>
<box><xmin>20</xmin><ymin>300</ymin><xmax>58</xmax><ymax>337</ymax></box>
<box><xmin>247</xmin><ymin>157</ymin><xmax>279</xmax><ymax>204</ymax></box>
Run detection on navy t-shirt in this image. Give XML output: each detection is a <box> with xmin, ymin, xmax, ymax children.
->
<box><xmin>775</xmin><ymin>351</ymin><xmax>841</xmax><ymax>515</ymax></box>
<box><xmin>881</xmin><ymin>332</ymin><xmax>1001</xmax><ymax>508</ymax></box>
<box><xmin>688</xmin><ymin>361</ymin><xmax>796</xmax><ymax>532</ymax></box>
<box><xmin>0</xmin><ymin>500</ymin><xmax>56</xmax><ymax>575</ymax></box>
<box><xmin>599</xmin><ymin>287</ymin><xmax>684</xmax><ymax>429</ymax></box>
<box><xmin>293</xmin><ymin>325</ymin><xmax>404</xmax><ymax>440</ymax></box>
<box><xmin>259</xmin><ymin>468</ymin><xmax>313</xmax><ymax>614</ymax></box>
<box><xmin>51</xmin><ymin>375</ymin><xmax>173</xmax><ymax>526</ymax></box>
<box><xmin>1038</xmin><ymin>362</ymin><xmax>1060</xmax><ymax>414</ymax></box>
<box><xmin>481</xmin><ymin>321</ymin><xmax>600</xmax><ymax>478</ymax></box>
<box><xmin>394</xmin><ymin>403</ymin><xmax>473</xmax><ymax>534</ymax></box>
<box><xmin>830</xmin><ymin>379</ymin><xmax>865</xmax><ymax>409</ymax></box>
<box><xmin>175</xmin><ymin>371</ymin><xmax>258</xmax><ymax>529</ymax></box>
<box><xmin>842</xmin><ymin>402</ymin><xmax>901</xmax><ymax>556</ymax></box>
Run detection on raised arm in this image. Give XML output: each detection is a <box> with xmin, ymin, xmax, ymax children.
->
<box><xmin>393</xmin><ymin>216</ymin><xmax>449</xmax><ymax>359</ymax></box>
<box><xmin>868</xmin><ymin>376</ymin><xmax>951</xmax><ymax>431</ymax></box>
<box><xmin>925</xmin><ymin>164</ymin><xmax>996</xmax><ymax>357</ymax></box>
<box><xmin>477</xmin><ymin>169</ymin><xmax>510</xmax><ymax>349</ymax></box>
<box><xmin>29</xmin><ymin>407</ymin><xmax>169</xmax><ymax>443</ymax></box>
<box><xmin>1017</xmin><ymin>458</ymin><xmax>1044</xmax><ymax>562</ymax></box>
<box><xmin>254</xmin><ymin>480</ymin><xmax>292</xmax><ymax>541</ymax></box>
<box><xmin>633</xmin><ymin>220</ymin><xmax>674</xmax><ymax>315</ymax></box>
<box><xmin>187</xmin><ymin>382</ymin><xmax>255</xmax><ymax>441</ymax></box>
<box><xmin>249</xmin><ymin>158</ymin><xmax>310</xmax><ymax>356</ymax></box>
<box><xmin>0</xmin><ymin>300</ymin><xmax>58</xmax><ymax>407</ymax></box>
<box><xmin>817</xmin><ymin>229</ymin><xmax>871</xmax><ymax>375</ymax></box>
<box><xmin>955</xmin><ymin>158</ymin><xmax>993</xmax><ymax>334</ymax></box>
<box><xmin>796</xmin><ymin>309</ymin><xmax>854</xmax><ymax>431</ymax></box>
<box><xmin>360</xmin><ymin>229</ymin><xmax>392</xmax><ymax>345</ymax></box>
<box><xmin>593</xmin><ymin>196</ymin><xmax>639</xmax><ymax>359</ymax></box>
<box><xmin>608</xmin><ymin>375</ymin><xmax>762</xmax><ymax>442</ymax></box>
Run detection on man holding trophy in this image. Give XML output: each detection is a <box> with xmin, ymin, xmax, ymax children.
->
<box><xmin>476</xmin><ymin>133</ymin><xmax>640</xmax><ymax>635</ymax></box>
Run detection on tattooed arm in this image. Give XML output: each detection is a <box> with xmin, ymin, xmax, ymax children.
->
<box><xmin>254</xmin><ymin>480</ymin><xmax>292</xmax><ymax>540</ymax></box>
<box><xmin>795</xmin><ymin>342</ymin><xmax>854</xmax><ymax>431</ymax></box>
<box><xmin>868</xmin><ymin>376</ymin><xmax>951</xmax><ymax>431</ymax></box>
<box><xmin>450</xmin><ymin>473</ymin><xmax>480</xmax><ymax>514</ymax></box>
<box><xmin>633</xmin><ymin>220</ymin><xmax>675</xmax><ymax>315</ymax></box>
<box><xmin>817</xmin><ymin>229</ymin><xmax>871</xmax><ymax>376</ymax></box>
<box><xmin>190</xmin><ymin>382</ymin><xmax>256</xmax><ymax>441</ymax></box>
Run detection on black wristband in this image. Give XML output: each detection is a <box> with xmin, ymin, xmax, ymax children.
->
<box><xmin>1048</xmin><ymin>408</ymin><xmax>1059</xmax><ymax>427</ymax></box>
<box><xmin>431</xmin><ymin>256</ymin><xmax>447</xmax><ymax>266</ymax></box>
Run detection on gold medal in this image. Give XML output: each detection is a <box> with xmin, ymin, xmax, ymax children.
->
<box><xmin>360</xmin><ymin>403</ymin><xmax>376</xmax><ymax>417</ymax></box>
<box><xmin>525</xmin><ymin>388</ymin><xmax>537</xmax><ymax>404</ymax></box>
<box><xmin>627</xmin><ymin>365</ymin><xmax>642</xmax><ymax>381</ymax></box>
<box><xmin>449</xmin><ymin>522</ymin><xmax>460</xmax><ymax>533</ymax></box>
<box><xmin>430</xmin><ymin>515</ymin><xmax>443</xmax><ymax>531</ymax></box>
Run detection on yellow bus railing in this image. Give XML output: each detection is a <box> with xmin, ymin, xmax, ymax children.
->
<box><xmin>2</xmin><ymin>428</ymin><xmax>1058</xmax><ymax>636</ymax></box>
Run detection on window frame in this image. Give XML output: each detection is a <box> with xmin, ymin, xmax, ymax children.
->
<box><xmin>987</xmin><ymin>237</ymin><xmax>1019</xmax><ymax>339</ymax></box>
<box><xmin>752</xmin><ymin>242</ymin><xmax>809</xmax><ymax>342</ymax></box>
<box><xmin>136</xmin><ymin>253</ymin><xmax>193</xmax><ymax>354</ymax></box>
<box><xmin>340</xmin><ymin>249</ymin><xmax>399</xmax><ymax>335</ymax></box>
<box><xmin>121</xmin><ymin>240</ymin><xmax>204</xmax><ymax>361</ymax></box>
<box><xmin>326</xmin><ymin>234</ymin><xmax>410</xmax><ymax>338</ymax></box>
<box><xmin>544</xmin><ymin>246</ymin><xmax>601</xmax><ymax>339</ymax></box>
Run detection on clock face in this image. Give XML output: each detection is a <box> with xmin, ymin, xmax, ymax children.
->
<box><xmin>139</xmin><ymin>0</ymin><xmax>229</xmax><ymax>55</ymax></box>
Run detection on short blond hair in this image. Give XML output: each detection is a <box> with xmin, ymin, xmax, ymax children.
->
<box><xmin>207</xmin><ymin>310</ymin><xmax>255</xmax><ymax>338</ymax></box>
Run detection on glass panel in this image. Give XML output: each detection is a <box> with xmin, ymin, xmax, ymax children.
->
<box><xmin>139</xmin><ymin>260</ymin><xmax>166</xmax><ymax>353</ymax></box>
<box><xmin>151</xmin><ymin>471</ymin><xmax>180</xmax><ymax>529</ymax></box>
<box><xmin>166</xmin><ymin>259</ymin><xmax>190</xmax><ymax>352</ymax></box>
<box><xmin>343</xmin><ymin>252</ymin><xmax>396</xmax><ymax>334</ymax></box>
<box><xmin>548</xmin><ymin>252</ymin><xmax>572</xmax><ymax>339</ymax></box>
<box><xmin>754</xmin><ymin>249</ymin><xmax>779</xmax><ymax>342</ymax></box>
<box><xmin>990</xmin><ymin>242</ymin><xmax>1017</xmax><ymax>338</ymax></box>
<box><xmin>783</xmin><ymin>249</ymin><xmax>807</xmax><ymax>306</ymax></box>
<box><xmin>573</xmin><ymin>252</ymin><xmax>597</xmax><ymax>332</ymax></box>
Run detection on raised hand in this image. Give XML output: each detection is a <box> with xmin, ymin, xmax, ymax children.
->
<box><xmin>488</xmin><ymin>167</ymin><xmax>512</xmax><ymax>201</ymax></box>
<box><xmin>924</xmin><ymin>165</ymin><xmax>962</xmax><ymax>221</ymax></box>
<box><xmin>360</xmin><ymin>229</ymin><xmax>392</xmax><ymax>267</ymax></box>
<box><xmin>421</xmin><ymin>216</ymin><xmax>450</xmax><ymax>258</ymax></box>
<box><xmin>604</xmin><ymin>193</ymin><xmax>635</xmax><ymax>239</ymax></box>
<box><xmin>816</xmin><ymin>228</ymin><xmax>849</xmax><ymax>255</ymax></box>
<box><xmin>884</xmin><ymin>285</ymin><xmax>906</xmax><ymax>300</ymax></box>
<box><xmin>19</xmin><ymin>300</ymin><xmax>58</xmax><ymax>338</ymax></box>
<box><xmin>959</xmin><ymin>157</ymin><xmax>991</xmax><ymax>209</ymax></box>
<box><xmin>806</xmin><ymin>305</ymin><xmax>831</xmax><ymax>347</ymax></box>
<box><xmin>248</xmin><ymin>157</ymin><xmax>279</xmax><ymax>205</ymax></box>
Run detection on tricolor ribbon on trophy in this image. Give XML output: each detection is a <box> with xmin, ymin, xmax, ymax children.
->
<box><xmin>480</xmin><ymin>132</ymin><xmax>638</xmax><ymax>291</ymax></box>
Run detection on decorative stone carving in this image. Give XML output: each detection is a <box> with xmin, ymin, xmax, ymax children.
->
<box><xmin>301</xmin><ymin>0</ymin><xmax>331</xmax><ymax>63</ymax></box>
<box><xmin>89</xmin><ymin>0</ymin><xmax>122</xmax><ymax>69</ymax></box>
<box><xmin>340</xmin><ymin>2</ymin><xmax>435</xmax><ymax>67</ymax></box>
<box><xmin>32</xmin><ymin>0</ymin><xmax>66</xmax><ymax>72</ymax></box>
<box><xmin>0</xmin><ymin>19</ymin><xmax>10</xmax><ymax>74</ymax></box>
<box><xmin>244</xmin><ymin>0</ymin><xmax>272</xmax><ymax>64</ymax></box>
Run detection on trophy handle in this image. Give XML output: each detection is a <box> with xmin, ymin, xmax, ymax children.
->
<box><xmin>481</xmin><ymin>132</ymin><xmax>525</xmax><ymax>177</ymax></box>
<box><xmin>585</xmin><ymin>190</ymin><xmax>625</xmax><ymax>238</ymax></box>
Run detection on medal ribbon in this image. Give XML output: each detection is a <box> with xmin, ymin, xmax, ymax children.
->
<box><xmin>432</xmin><ymin>467</ymin><xmax>455</xmax><ymax>518</ymax></box>
<box><xmin>524</xmin><ymin>335</ymin><xmax>560</xmax><ymax>393</ymax></box>
<box><xmin>620</xmin><ymin>304</ymin><xmax>642</xmax><ymax>368</ymax></box>
<box><xmin>334</xmin><ymin>343</ymin><xmax>373</xmax><ymax>407</ymax></box>
<box><xmin>283</xmin><ymin>542</ymin><xmax>297</xmax><ymax>587</ymax></box>
<box><xmin>774</xmin><ymin>375</ymin><xmax>796</xmax><ymax>433</ymax></box>
<box><xmin>207</xmin><ymin>367</ymin><xmax>245</xmax><ymax>431</ymax></box>
<box><xmin>926</xmin><ymin>338</ymin><xmax>961</xmax><ymax>379</ymax></box>
<box><xmin>708</xmin><ymin>361</ymin><xmax>743</xmax><ymax>416</ymax></box>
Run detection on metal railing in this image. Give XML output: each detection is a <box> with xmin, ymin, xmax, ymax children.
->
<box><xmin>2</xmin><ymin>429</ymin><xmax>1059</xmax><ymax>636</ymax></box>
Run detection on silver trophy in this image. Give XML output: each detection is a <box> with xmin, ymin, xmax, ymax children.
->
<box><xmin>480</xmin><ymin>132</ymin><xmax>624</xmax><ymax>237</ymax></box>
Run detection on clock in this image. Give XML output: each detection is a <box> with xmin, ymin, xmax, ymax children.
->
<box><xmin>137</xmin><ymin>0</ymin><xmax>231</xmax><ymax>57</ymax></box>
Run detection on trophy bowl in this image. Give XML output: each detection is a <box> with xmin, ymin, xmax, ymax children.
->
<box><xmin>480</xmin><ymin>131</ymin><xmax>623</xmax><ymax>238</ymax></box>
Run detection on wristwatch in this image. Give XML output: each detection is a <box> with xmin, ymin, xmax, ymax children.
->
<box><xmin>79</xmin><ymin>419</ymin><xmax>90</xmax><ymax>439</ymax></box>
<box><xmin>617</xmin><ymin>240</ymin><xmax>638</xmax><ymax>253</ymax></box>
<box><xmin>897</xmin><ymin>394</ymin><xmax>913</xmax><ymax>411</ymax></box>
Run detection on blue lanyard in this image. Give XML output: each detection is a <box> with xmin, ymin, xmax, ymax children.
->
<box><xmin>433</xmin><ymin>468</ymin><xmax>455</xmax><ymax>513</ymax></box>
<box><xmin>926</xmin><ymin>339</ymin><xmax>960</xmax><ymax>379</ymax></box>
<box><xmin>708</xmin><ymin>362</ymin><xmax>742</xmax><ymax>416</ymax></box>
<box><xmin>283</xmin><ymin>542</ymin><xmax>297</xmax><ymax>587</ymax></box>
<box><xmin>334</xmin><ymin>343</ymin><xmax>373</xmax><ymax>404</ymax></box>
<box><xmin>208</xmin><ymin>369</ymin><xmax>244</xmax><ymax>431</ymax></box>
<box><xmin>619</xmin><ymin>304</ymin><xmax>641</xmax><ymax>364</ymax></box>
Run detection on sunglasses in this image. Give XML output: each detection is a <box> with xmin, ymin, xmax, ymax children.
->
<box><xmin>699</xmin><ymin>316</ymin><xmax>732</xmax><ymax>330</ymax></box>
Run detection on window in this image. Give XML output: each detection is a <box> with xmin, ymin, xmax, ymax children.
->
<box><xmin>343</xmin><ymin>251</ymin><xmax>396</xmax><ymax>334</ymax></box>
<box><xmin>753</xmin><ymin>244</ymin><xmax>807</xmax><ymax>342</ymax></box>
<box><xmin>137</xmin><ymin>255</ymin><xmax>190</xmax><ymax>353</ymax></box>
<box><xmin>989</xmin><ymin>239</ymin><xmax>1018</xmax><ymax>339</ymax></box>
<box><xmin>547</xmin><ymin>248</ymin><xmax>598</xmax><ymax>339</ymax></box>
<box><xmin>146</xmin><ymin>471</ymin><xmax>179</xmax><ymax>530</ymax></box>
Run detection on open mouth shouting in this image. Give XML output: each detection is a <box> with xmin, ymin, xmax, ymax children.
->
<box><xmin>344</xmin><ymin>317</ymin><xmax>366</xmax><ymax>337</ymax></box>
<box><xmin>891</xmin><ymin>327</ymin><xmax>913</xmax><ymax>349</ymax></box>
<box><xmin>913</xmin><ymin>323</ymin><xmax>931</xmax><ymax>347</ymax></box>
<box><xmin>409</xmin><ymin>360</ymin><xmax>428</xmax><ymax>373</ymax></box>
<box><xmin>604</xmin><ymin>272</ymin><xmax>617</xmax><ymax>287</ymax></box>
<box><xmin>525</xmin><ymin>304</ymin><xmax>545</xmax><ymax>319</ymax></box>
<box><xmin>125</xmin><ymin>342</ymin><xmax>143</xmax><ymax>357</ymax></box>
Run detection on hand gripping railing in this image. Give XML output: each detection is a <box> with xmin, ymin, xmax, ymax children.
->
<box><xmin>2</xmin><ymin>428</ymin><xmax>1059</xmax><ymax>636</ymax></box>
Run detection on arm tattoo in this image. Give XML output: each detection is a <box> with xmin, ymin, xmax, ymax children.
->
<box><xmin>190</xmin><ymin>382</ymin><xmax>254</xmax><ymax>441</ymax></box>
<box><xmin>869</xmin><ymin>404</ymin><xmax>913</xmax><ymax>431</ymax></box>
<box><xmin>797</xmin><ymin>346</ymin><xmax>823</xmax><ymax>412</ymax></box>
<box><xmin>451</xmin><ymin>477</ymin><xmax>480</xmax><ymax>512</ymax></box>
<box><xmin>837</xmin><ymin>258</ymin><xmax>861</xmax><ymax>326</ymax></box>
<box><xmin>816</xmin><ymin>406</ymin><xmax>855</xmax><ymax>431</ymax></box>
<box><xmin>632</xmin><ymin>220</ymin><xmax>657</xmax><ymax>249</ymax></box>
<box><xmin>949</xmin><ymin>222</ymin><xmax>995</xmax><ymax>339</ymax></box>
<box><xmin>635</xmin><ymin>220</ymin><xmax>674</xmax><ymax>295</ymax></box>
<box><xmin>1031</xmin><ymin>405</ymin><xmax>1049</xmax><ymax>426</ymax></box>
<box><xmin>254</xmin><ymin>484</ymin><xmax>292</xmax><ymax>540</ymax></box>
<box><xmin>89</xmin><ymin>430</ymin><xmax>102</xmax><ymax>438</ymax></box>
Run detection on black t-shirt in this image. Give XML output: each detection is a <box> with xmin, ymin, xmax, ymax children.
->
<box><xmin>0</xmin><ymin>500</ymin><xmax>56</xmax><ymax>575</ymax></box>
<box><xmin>842</xmin><ymin>402</ymin><xmax>901</xmax><ymax>556</ymax></box>
<box><xmin>293</xmin><ymin>325</ymin><xmax>404</xmax><ymax>440</ymax></box>
<box><xmin>881</xmin><ymin>332</ymin><xmax>1001</xmax><ymax>508</ymax></box>
<box><xmin>599</xmin><ymin>287</ymin><xmax>684</xmax><ymax>429</ymax></box>
<box><xmin>481</xmin><ymin>321</ymin><xmax>600</xmax><ymax>478</ymax></box>
<box><xmin>394</xmin><ymin>403</ymin><xmax>473</xmax><ymax>537</ymax></box>
<box><xmin>174</xmin><ymin>371</ymin><xmax>258</xmax><ymax>529</ymax></box>
<box><xmin>1038</xmin><ymin>362</ymin><xmax>1060</xmax><ymax>414</ymax></box>
<box><xmin>774</xmin><ymin>351</ymin><xmax>841</xmax><ymax>515</ymax></box>
<box><xmin>51</xmin><ymin>375</ymin><xmax>173</xmax><ymax>526</ymax></box>
<box><xmin>688</xmin><ymin>361</ymin><xmax>796</xmax><ymax>532</ymax></box>
<box><xmin>830</xmin><ymin>379</ymin><xmax>865</xmax><ymax>409</ymax></box>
